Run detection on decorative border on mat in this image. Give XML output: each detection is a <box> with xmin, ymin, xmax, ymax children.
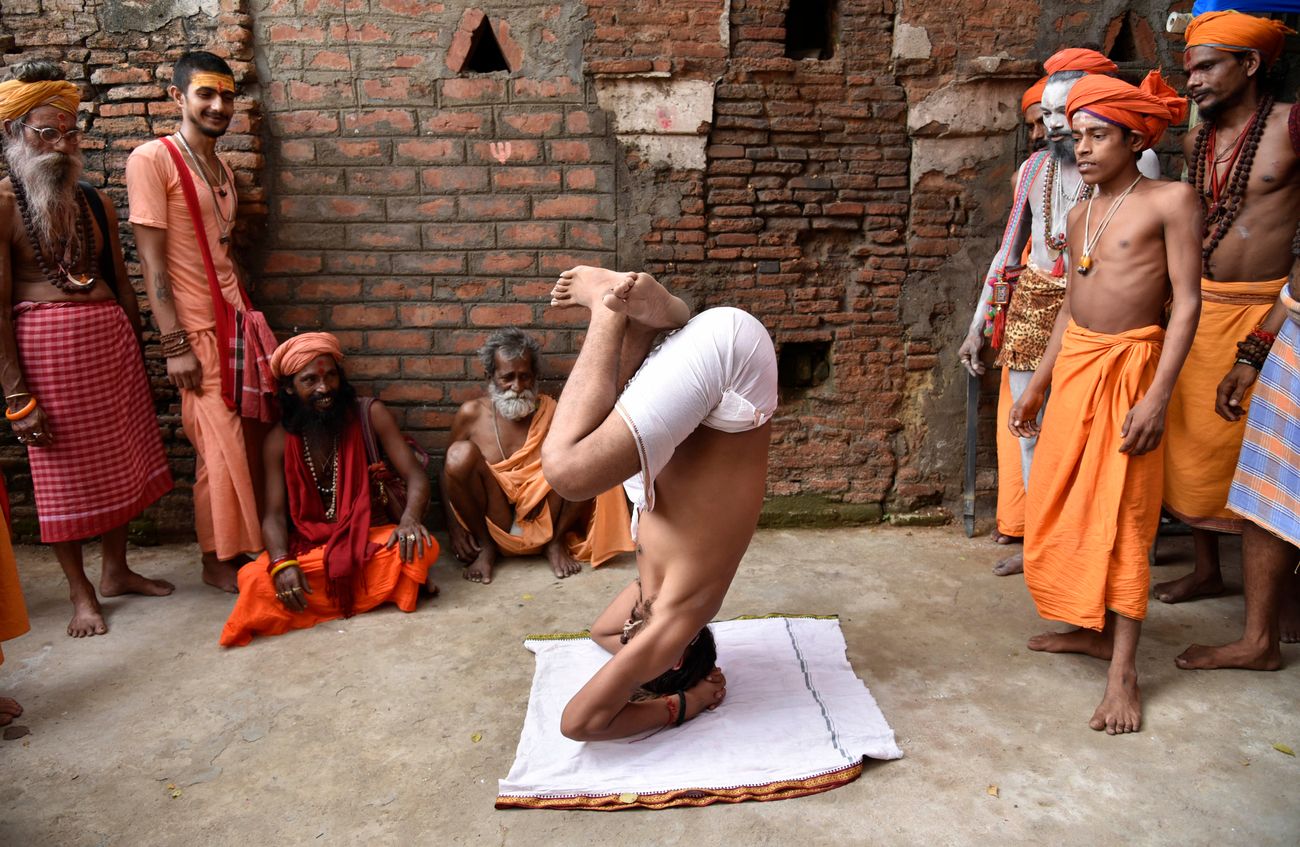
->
<box><xmin>522</xmin><ymin>613</ymin><xmax>839</xmax><ymax>642</ymax></box>
<box><xmin>495</xmin><ymin>760</ymin><xmax>864</xmax><ymax>811</ymax></box>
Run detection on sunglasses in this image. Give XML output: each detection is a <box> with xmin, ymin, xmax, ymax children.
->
<box><xmin>16</xmin><ymin>122</ymin><xmax>83</xmax><ymax>145</ymax></box>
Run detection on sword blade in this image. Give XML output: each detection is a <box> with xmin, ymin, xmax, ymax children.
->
<box><xmin>963</xmin><ymin>371</ymin><xmax>979</xmax><ymax>538</ymax></box>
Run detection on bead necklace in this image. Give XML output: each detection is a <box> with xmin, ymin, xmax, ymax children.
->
<box><xmin>302</xmin><ymin>435</ymin><xmax>339</xmax><ymax>521</ymax></box>
<box><xmin>1190</xmin><ymin>94</ymin><xmax>1273</xmax><ymax>279</ymax></box>
<box><xmin>1041</xmin><ymin>156</ymin><xmax>1090</xmax><ymax>252</ymax></box>
<box><xmin>10</xmin><ymin>173</ymin><xmax>96</xmax><ymax>293</ymax></box>
<box><xmin>173</xmin><ymin>131</ymin><xmax>234</xmax><ymax>245</ymax></box>
<box><xmin>1076</xmin><ymin>174</ymin><xmax>1144</xmax><ymax>275</ymax></box>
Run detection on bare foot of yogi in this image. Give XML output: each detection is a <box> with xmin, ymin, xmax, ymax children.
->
<box><xmin>1027</xmin><ymin>628</ymin><xmax>1113</xmax><ymax>659</ymax></box>
<box><xmin>1089</xmin><ymin>673</ymin><xmax>1141</xmax><ymax>735</ymax></box>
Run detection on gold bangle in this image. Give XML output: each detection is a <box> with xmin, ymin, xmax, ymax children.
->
<box><xmin>269</xmin><ymin>559</ymin><xmax>299</xmax><ymax>578</ymax></box>
<box><xmin>5</xmin><ymin>396</ymin><xmax>37</xmax><ymax>421</ymax></box>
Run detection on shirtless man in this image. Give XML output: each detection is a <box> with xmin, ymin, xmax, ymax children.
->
<box><xmin>443</xmin><ymin>328</ymin><xmax>632</xmax><ymax>584</ymax></box>
<box><xmin>542</xmin><ymin>267</ymin><xmax>776</xmax><ymax>741</ymax></box>
<box><xmin>1010</xmin><ymin>72</ymin><xmax>1198</xmax><ymax>734</ymax></box>
<box><xmin>1156</xmin><ymin>12</ymin><xmax>1300</xmax><ymax>654</ymax></box>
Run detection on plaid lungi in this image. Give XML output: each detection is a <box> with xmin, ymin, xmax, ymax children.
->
<box><xmin>1227</xmin><ymin>314</ymin><xmax>1300</xmax><ymax>547</ymax></box>
<box><xmin>14</xmin><ymin>300</ymin><xmax>173</xmax><ymax>543</ymax></box>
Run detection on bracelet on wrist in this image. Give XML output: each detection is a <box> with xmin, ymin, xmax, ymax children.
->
<box><xmin>662</xmin><ymin>694</ymin><xmax>679</xmax><ymax>728</ymax></box>
<box><xmin>268</xmin><ymin>559</ymin><xmax>299</xmax><ymax>578</ymax></box>
<box><xmin>5</xmin><ymin>396</ymin><xmax>37</xmax><ymax>421</ymax></box>
<box><xmin>674</xmin><ymin>690</ymin><xmax>687</xmax><ymax>727</ymax></box>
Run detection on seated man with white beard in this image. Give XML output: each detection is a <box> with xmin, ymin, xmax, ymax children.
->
<box><xmin>442</xmin><ymin>328</ymin><xmax>633</xmax><ymax>584</ymax></box>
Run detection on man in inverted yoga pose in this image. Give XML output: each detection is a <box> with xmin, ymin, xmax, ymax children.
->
<box><xmin>542</xmin><ymin>266</ymin><xmax>777</xmax><ymax>741</ymax></box>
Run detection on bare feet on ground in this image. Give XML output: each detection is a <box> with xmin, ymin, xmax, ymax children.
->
<box><xmin>992</xmin><ymin>552</ymin><xmax>1023</xmax><ymax>576</ymax></box>
<box><xmin>1027</xmin><ymin>628</ymin><xmax>1113</xmax><ymax>660</ymax></box>
<box><xmin>1089</xmin><ymin>673</ymin><xmax>1142</xmax><ymax>734</ymax></box>
<box><xmin>604</xmin><ymin>272</ymin><xmax>690</xmax><ymax>331</ymax></box>
<box><xmin>1175</xmin><ymin>640</ymin><xmax>1282</xmax><ymax>671</ymax></box>
<box><xmin>1153</xmin><ymin>571</ymin><xmax>1225</xmax><ymax>604</ymax></box>
<box><xmin>0</xmin><ymin>696</ymin><xmax>22</xmax><ymax>727</ymax></box>
<box><xmin>67</xmin><ymin>590</ymin><xmax>107</xmax><ymax>637</ymax></box>
<box><xmin>544</xmin><ymin>538</ymin><xmax>582</xmax><ymax>579</ymax></box>
<box><xmin>990</xmin><ymin>531</ymin><xmax>1021</xmax><ymax>545</ymax></box>
<box><xmin>201</xmin><ymin>559</ymin><xmax>240</xmax><ymax>594</ymax></box>
<box><xmin>464</xmin><ymin>546</ymin><xmax>497</xmax><ymax>585</ymax></box>
<box><xmin>100</xmin><ymin>569</ymin><xmax>174</xmax><ymax>598</ymax></box>
<box><xmin>549</xmin><ymin>266</ymin><xmax>631</xmax><ymax>311</ymax></box>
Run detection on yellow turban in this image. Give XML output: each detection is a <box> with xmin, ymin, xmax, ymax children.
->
<box><xmin>270</xmin><ymin>332</ymin><xmax>344</xmax><ymax>379</ymax></box>
<box><xmin>1184</xmin><ymin>10</ymin><xmax>1296</xmax><ymax>68</ymax></box>
<box><xmin>0</xmin><ymin>79</ymin><xmax>79</xmax><ymax>122</ymax></box>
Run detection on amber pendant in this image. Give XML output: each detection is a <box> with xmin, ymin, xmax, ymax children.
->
<box><xmin>1076</xmin><ymin>254</ymin><xmax>1093</xmax><ymax>275</ymax></box>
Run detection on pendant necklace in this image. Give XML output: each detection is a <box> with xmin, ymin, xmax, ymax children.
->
<box><xmin>10</xmin><ymin>173</ymin><xmax>97</xmax><ymax>292</ymax></box>
<box><xmin>1076</xmin><ymin>174</ymin><xmax>1144</xmax><ymax>275</ymax></box>
<box><xmin>302</xmin><ymin>436</ymin><xmax>339</xmax><ymax>522</ymax></box>
<box><xmin>174</xmin><ymin>131</ymin><xmax>234</xmax><ymax>245</ymax></box>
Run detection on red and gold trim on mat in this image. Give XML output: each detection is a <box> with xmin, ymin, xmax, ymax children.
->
<box><xmin>496</xmin><ymin>760</ymin><xmax>864</xmax><ymax>811</ymax></box>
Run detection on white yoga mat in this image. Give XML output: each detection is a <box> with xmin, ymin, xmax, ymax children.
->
<box><xmin>497</xmin><ymin>615</ymin><xmax>903</xmax><ymax>810</ymax></box>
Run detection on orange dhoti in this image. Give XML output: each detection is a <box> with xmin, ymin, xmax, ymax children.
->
<box><xmin>457</xmin><ymin>395</ymin><xmax>634</xmax><ymax>566</ymax></box>
<box><xmin>995</xmin><ymin>368</ymin><xmax>1026</xmax><ymax>538</ymax></box>
<box><xmin>1024</xmin><ymin>322</ymin><xmax>1165</xmax><ymax>630</ymax></box>
<box><xmin>0</xmin><ymin>511</ymin><xmax>29</xmax><ymax>666</ymax></box>
<box><xmin>219</xmin><ymin>526</ymin><xmax>436</xmax><ymax>647</ymax></box>
<box><xmin>1164</xmin><ymin>278</ymin><xmax>1286</xmax><ymax>532</ymax></box>
<box><xmin>183</xmin><ymin>330</ymin><xmax>264</xmax><ymax>560</ymax></box>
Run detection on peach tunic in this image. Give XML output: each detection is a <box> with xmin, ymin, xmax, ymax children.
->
<box><xmin>126</xmin><ymin>139</ymin><xmax>262</xmax><ymax>559</ymax></box>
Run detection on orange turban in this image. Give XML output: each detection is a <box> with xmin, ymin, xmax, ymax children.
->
<box><xmin>269</xmin><ymin>332</ymin><xmax>344</xmax><ymax>379</ymax></box>
<box><xmin>0</xmin><ymin>78</ymin><xmax>79</xmax><ymax>121</ymax></box>
<box><xmin>1044</xmin><ymin>48</ymin><xmax>1118</xmax><ymax>76</ymax></box>
<box><xmin>1184</xmin><ymin>11</ymin><xmax>1295</xmax><ymax>68</ymax></box>
<box><xmin>1022</xmin><ymin>77</ymin><xmax>1048</xmax><ymax>114</ymax></box>
<box><xmin>1066</xmin><ymin>70</ymin><xmax>1189</xmax><ymax>150</ymax></box>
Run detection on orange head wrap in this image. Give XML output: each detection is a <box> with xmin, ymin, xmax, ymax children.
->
<box><xmin>1184</xmin><ymin>10</ymin><xmax>1295</xmax><ymax>68</ymax></box>
<box><xmin>1021</xmin><ymin>77</ymin><xmax>1048</xmax><ymax>114</ymax></box>
<box><xmin>1066</xmin><ymin>70</ymin><xmax>1189</xmax><ymax>150</ymax></box>
<box><xmin>0</xmin><ymin>78</ymin><xmax>80</xmax><ymax>122</ymax></box>
<box><xmin>269</xmin><ymin>332</ymin><xmax>344</xmax><ymax>380</ymax></box>
<box><xmin>1043</xmin><ymin>48</ymin><xmax>1118</xmax><ymax>76</ymax></box>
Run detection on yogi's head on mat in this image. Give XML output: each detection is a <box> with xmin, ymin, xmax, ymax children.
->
<box><xmin>273</xmin><ymin>333</ymin><xmax>357</xmax><ymax>437</ymax></box>
<box><xmin>0</xmin><ymin>60</ymin><xmax>84</xmax><ymax>247</ymax></box>
<box><xmin>621</xmin><ymin>593</ymin><xmax>718</xmax><ymax>696</ymax></box>
<box><xmin>479</xmin><ymin>327</ymin><xmax>542</xmax><ymax>422</ymax></box>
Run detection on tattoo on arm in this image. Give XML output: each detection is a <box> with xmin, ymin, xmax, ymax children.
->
<box><xmin>152</xmin><ymin>268</ymin><xmax>173</xmax><ymax>303</ymax></box>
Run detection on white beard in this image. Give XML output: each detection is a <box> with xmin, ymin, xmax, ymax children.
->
<box><xmin>489</xmin><ymin>384</ymin><xmax>539</xmax><ymax>421</ymax></box>
<box><xmin>2</xmin><ymin>131</ymin><xmax>83</xmax><ymax>250</ymax></box>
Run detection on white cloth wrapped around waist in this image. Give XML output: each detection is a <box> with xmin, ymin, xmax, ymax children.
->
<box><xmin>615</xmin><ymin>307</ymin><xmax>778</xmax><ymax>535</ymax></box>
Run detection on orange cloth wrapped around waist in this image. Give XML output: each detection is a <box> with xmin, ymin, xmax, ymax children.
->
<box><xmin>995</xmin><ymin>369</ymin><xmax>1026</xmax><ymax>538</ymax></box>
<box><xmin>219</xmin><ymin>525</ymin><xmax>435</xmax><ymax>647</ymax></box>
<box><xmin>456</xmin><ymin>395</ymin><xmax>633</xmax><ymax>565</ymax></box>
<box><xmin>1025</xmin><ymin>321</ymin><xmax>1165</xmax><ymax>629</ymax></box>
<box><xmin>1165</xmin><ymin>277</ymin><xmax>1286</xmax><ymax>531</ymax></box>
<box><xmin>0</xmin><ymin>507</ymin><xmax>29</xmax><ymax>665</ymax></box>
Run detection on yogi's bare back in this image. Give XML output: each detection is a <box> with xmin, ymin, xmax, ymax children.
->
<box><xmin>1181</xmin><ymin>100</ymin><xmax>1299</xmax><ymax>282</ymax></box>
<box><xmin>1064</xmin><ymin>178</ymin><xmax>1202</xmax><ymax>333</ymax></box>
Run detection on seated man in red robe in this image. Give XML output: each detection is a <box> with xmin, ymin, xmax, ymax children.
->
<box><xmin>220</xmin><ymin>332</ymin><xmax>438</xmax><ymax>646</ymax></box>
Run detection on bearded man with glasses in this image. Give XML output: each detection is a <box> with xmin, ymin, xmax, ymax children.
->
<box><xmin>0</xmin><ymin>59</ymin><xmax>174</xmax><ymax>637</ymax></box>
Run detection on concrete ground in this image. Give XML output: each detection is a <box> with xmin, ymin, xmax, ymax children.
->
<box><xmin>0</xmin><ymin>526</ymin><xmax>1296</xmax><ymax>846</ymax></box>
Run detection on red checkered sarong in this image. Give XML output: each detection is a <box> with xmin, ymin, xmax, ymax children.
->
<box><xmin>15</xmin><ymin>300</ymin><xmax>173</xmax><ymax>543</ymax></box>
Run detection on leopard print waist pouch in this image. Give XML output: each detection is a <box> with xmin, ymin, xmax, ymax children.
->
<box><xmin>995</xmin><ymin>263</ymin><xmax>1066</xmax><ymax>372</ymax></box>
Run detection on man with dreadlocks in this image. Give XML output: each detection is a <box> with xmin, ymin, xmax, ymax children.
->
<box><xmin>1156</xmin><ymin>13</ymin><xmax>1298</xmax><ymax>606</ymax></box>
<box><xmin>0</xmin><ymin>60</ymin><xmax>174</xmax><ymax>637</ymax></box>
<box><xmin>1168</xmin><ymin>10</ymin><xmax>1300</xmax><ymax>669</ymax></box>
<box><xmin>220</xmin><ymin>333</ymin><xmax>438</xmax><ymax>646</ymax></box>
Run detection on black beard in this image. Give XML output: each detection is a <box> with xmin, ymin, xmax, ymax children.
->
<box><xmin>279</xmin><ymin>378</ymin><xmax>357</xmax><ymax>438</ymax></box>
<box><xmin>1047</xmin><ymin>136</ymin><xmax>1076</xmax><ymax>163</ymax></box>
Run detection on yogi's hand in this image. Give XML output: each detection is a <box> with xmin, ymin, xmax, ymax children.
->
<box><xmin>957</xmin><ymin>331</ymin><xmax>985</xmax><ymax>377</ymax></box>
<box><xmin>683</xmin><ymin>667</ymin><xmax>727</xmax><ymax>719</ymax></box>
<box><xmin>1119</xmin><ymin>396</ymin><xmax>1166</xmax><ymax>456</ymax></box>
<box><xmin>448</xmin><ymin>520</ymin><xmax>480</xmax><ymax>563</ymax></box>
<box><xmin>273</xmin><ymin>565</ymin><xmax>312</xmax><ymax>612</ymax></box>
<box><xmin>1008</xmin><ymin>388</ymin><xmax>1045</xmax><ymax>439</ymax></box>
<box><xmin>9</xmin><ymin>403</ymin><xmax>52</xmax><ymax>448</ymax></box>
<box><xmin>385</xmin><ymin>519</ymin><xmax>434</xmax><ymax>564</ymax></box>
<box><xmin>167</xmin><ymin>350</ymin><xmax>203</xmax><ymax>392</ymax></box>
<box><xmin>1215</xmin><ymin>363</ymin><xmax>1258</xmax><ymax>422</ymax></box>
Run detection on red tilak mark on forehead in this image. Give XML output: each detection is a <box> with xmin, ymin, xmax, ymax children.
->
<box><xmin>56</xmin><ymin>114</ymin><xmax>68</xmax><ymax>130</ymax></box>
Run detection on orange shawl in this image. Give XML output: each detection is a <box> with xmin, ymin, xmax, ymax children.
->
<box><xmin>1025</xmin><ymin>321</ymin><xmax>1165</xmax><ymax>629</ymax></box>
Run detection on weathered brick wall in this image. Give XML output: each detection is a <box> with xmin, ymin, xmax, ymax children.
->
<box><xmin>0</xmin><ymin>0</ymin><xmax>1202</xmax><ymax>540</ymax></box>
<box><xmin>0</xmin><ymin>0</ymin><xmax>261</xmax><ymax>540</ymax></box>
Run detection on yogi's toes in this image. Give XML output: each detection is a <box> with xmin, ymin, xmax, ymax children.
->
<box><xmin>1153</xmin><ymin>574</ymin><xmax>1225</xmax><ymax>605</ymax></box>
<box><xmin>0</xmin><ymin>697</ymin><xmax>22</xmax><ymax>721</ymax></box>
<box><xmin>991</xmin><ymin>554</ymin><xmax>1023</xmax><ymax>576</ymax></box>
<box><xmin>100</xmin><ymin>573</ymin><xmax>175</xmax><ymax>598</ymax></box>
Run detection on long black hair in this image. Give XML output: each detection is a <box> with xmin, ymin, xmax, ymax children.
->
<box><xmin>639</xmin><ymin>626</ymin><xmax>717</xmax><ymax>696</ymax></box>
<box><xmin>278</xmin><ymin>370</ymin><xmax>358</xmax><ymax>437</ymax></box>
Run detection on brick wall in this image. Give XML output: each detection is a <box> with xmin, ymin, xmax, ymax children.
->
<box><xmin>0</xmin><ymin>0</ymin><xmax>1198</xmax><ymax>539</ymax></box>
